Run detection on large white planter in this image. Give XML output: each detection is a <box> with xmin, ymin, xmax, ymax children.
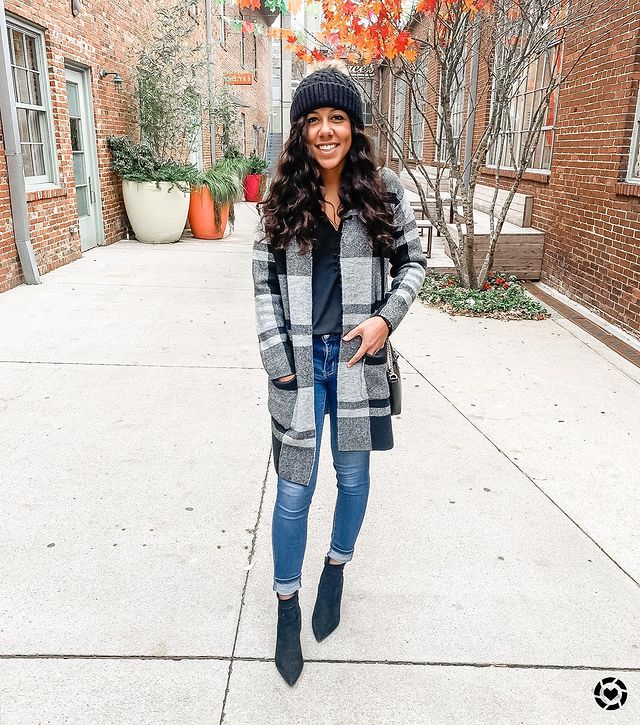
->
<box><xmin>122</xmin><ymin>180</ymin><xmax>190</xmax><ymax>243</ymax></box>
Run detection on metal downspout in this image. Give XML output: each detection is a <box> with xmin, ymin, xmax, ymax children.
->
<box><xmin>0</xmin><ymin>0</ymin><xmax>40</xmax><ymax>284</ymax></box>
<box><xmin>205</xmin><ymin>0</ymin><xmax>217</xmax><ymax>162</ymax></box>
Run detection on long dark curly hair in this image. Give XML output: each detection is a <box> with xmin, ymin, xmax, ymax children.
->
<box><xmin>257</xmin><ymin>115</ymin><xmax>397</xmax><ymax>255</ymax></box>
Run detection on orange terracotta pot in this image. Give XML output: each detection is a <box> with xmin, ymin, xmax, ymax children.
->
<box><xmin>188</xmin><ymin>187</ymin><xmax>229</xmax><ymax>240</ymax></box>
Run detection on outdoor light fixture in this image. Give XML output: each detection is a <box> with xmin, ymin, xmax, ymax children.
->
<box><xmin>99</xmin><ymin>70</ymin><xmax>123</xmax><ymax>87</ymax></box>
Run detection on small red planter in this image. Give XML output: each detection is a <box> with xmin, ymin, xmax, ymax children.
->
<box><xmin>243</xmin><ymin>174</ymin><xmax>265</xmax><ymax>202</ymax></box>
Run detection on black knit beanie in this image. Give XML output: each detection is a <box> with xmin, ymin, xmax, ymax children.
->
<box><xmin>290</xmin><ymin>67</ymin><xmax>364</xmax><ymax>128</ymax></box>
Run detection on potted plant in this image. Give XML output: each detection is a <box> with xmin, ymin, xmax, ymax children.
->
<box><xmin>108</xmin><ymin>136</ymin><xmax>199</xmax><ymax>243</ymax></box>
<box><xmin>243</xmin><ymin>150</ymin><xmax>269</xmax><ymax>202</ymax></box>
<box><xmin>110</xmin><ymin>0</ymin><xmax>208</xmax><ymax>243</ymax></box>
<box><xmin>209</xmin><ymin>147</ymin><xmax>251</xmax><ymax>237</ymax></box>
<box><xmin>188</xmin><ymin>163</ymin><xmax>240</xmax><ymax>240</ymax></box>
<box><xmin>216</xmin><ymin>147</ymin><xmax>251</xmax><ymax>198</ymax></box>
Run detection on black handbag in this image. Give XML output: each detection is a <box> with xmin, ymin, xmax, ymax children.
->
<box><xmin>379</xmin><ymin>254</ymin><xmax>402</xmax><ymax>415</ymax></box>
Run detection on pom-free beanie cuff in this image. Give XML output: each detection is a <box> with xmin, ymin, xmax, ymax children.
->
<box><xmin>290</xmin><ymin>68</ymin><xmax>364</xmax><ymax>127</ymax></box>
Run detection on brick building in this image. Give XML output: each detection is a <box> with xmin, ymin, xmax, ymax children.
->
<box><xmin>0</xmin><ymin>0</ymin><xmax>274</xmax><ymax>293</ymax></box>
<box><xmin>376</xmin><ymin>2</ymin><xmax>640</xmax><ymax>338</ymax></box>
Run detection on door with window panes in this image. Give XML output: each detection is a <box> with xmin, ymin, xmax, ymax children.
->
<box><xmin>65</xmin><ymin>68</ymin><xmax>101</xmax><ymax>251</ymax></box>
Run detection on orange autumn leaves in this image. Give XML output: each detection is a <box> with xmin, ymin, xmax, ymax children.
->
<box><xmin>313</xmin><ymin>0</ymin><xmax>415</xmax><ymax>63</ymax></box>
<box><xmin>234</xmin><ymin>0</ymin><xmax>492</xmax><ymax>64</ymax></box>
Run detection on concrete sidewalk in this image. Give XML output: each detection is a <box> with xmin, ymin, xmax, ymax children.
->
<box><xmin>0</xmin><ymin>202</ymin><xmax>639</xmax><ymax>724</ymax></box>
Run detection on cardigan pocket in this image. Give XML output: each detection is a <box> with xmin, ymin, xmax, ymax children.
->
<box><xmin>271</xmin><ymin>375</ymin><xmax>297</xmax><ymax>391</ymax></box>
<box><xmin>268</xmin><ymin>378</ymin><xmax>298</xmax><ymax>429</ymax></box>
<box><xmin>361</xmin><ymin>348</ymin><xmax>390</xmax><ymax>400</ymax></box>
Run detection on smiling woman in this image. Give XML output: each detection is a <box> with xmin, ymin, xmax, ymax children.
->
<box><xmin>252</xmin><ymin>60</ymin><xmax>427</xmax><ymax>687</ymax></box>
<box><xmin>305</xmin><ymin>106</ymin><xmax>353</xmax><ymax>228</ymax></box>
<box><xmin>306</xmin><ymin>107</ymin><xmax>351</xmax><ymax>160</ymax></box>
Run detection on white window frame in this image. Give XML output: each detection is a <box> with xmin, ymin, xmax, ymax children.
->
<box><xmin>7</xmin><ymin>16</ymin><xmax>58</xmax><ymax>188</ymax></box>
<box><xmin>627</xmin><ymin>91</ymin><xmax>640</xmax><ymax>183</ymax></box>
<box><xmin>486</xmin><ymin>39</ymin><xmax>562</xmax><ymax>174</ymax></box>
<box><xmin>392</xmin><ymin>76</ymin><xmax>407</xmax><ymax>159</ymax></box>
<box><xmin>409</xmin><ymin>56</ymin><xmax>427</xmax><ymax>160</ymax></box>
<box><xmin>351</xmin><ymin>74</ymin><xmax>373</xmax><ymax>126</ymax></box>
<box><xmin>219</xmin><ymin>2</ymin><xmax>226</xmax><ymax>48</ymax></box>
<box><xmin>436</xmin><ymin>47</ymin><xmax>467</xmax><ymax>164</ymax></box>
<box><xmin>239</xmin><ymin>12</ymin><xmax>245</xmax><ymax>67</ymax></box>
<box><xmin>253</xmin><ymin>35</ymin><xmax>258</xmax><ymax>80</ymax></box>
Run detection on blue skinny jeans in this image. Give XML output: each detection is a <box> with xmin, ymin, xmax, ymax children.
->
<box><xmin>272</xmin><ymin>333</ymin><xmax>371</xmax><ymax>595</ymax></box>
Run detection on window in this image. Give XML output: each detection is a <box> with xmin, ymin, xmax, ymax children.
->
<box><xmin>252</xmin><ymin>125</ymin><xmax>259</xmax><ymax>154</ymax></box>
<box><xmin>436</xmin><ymin>50</ymin><xmax>466</xmax><ymax>164</ymax></box>
<box><xmin>392</xmin><ymin>76</ymin><xmax>407</xmax><ymax>159</ymax></box>
<box><xmin>239</xmin><ymin>12</ymin><xmax>245</xmax><ymax>67</ymax></box>
<box><xmin>409</xmin><ymin>56</ymin><xmax>427</xmax><ymax>159</ymax></box>
<box><xmin>628</xmin><ymin>92</ymin><xmax>640</xmax><ymax>182</ymax></box>
<box><xmin>7</xmin><ymin>19</ymin><xmax>57</xmax><ymax>186</ymax></box>
<box><xmin>240</xmin><ymin>112</ymin><xmax>247</xmax><ymax>155</ymax></box>
<box><xmin>188</xmin><ymin>127</ymin><xmax>203</xmax><ymax>170</ymax></box>
<box><xmin>219</xmin><ymin>2</ymin><xmax>226</xmax><ymax>47</ymax></box>
<box><xmin>487</xmin><ymin>40</ymin><xmax>563</xmax><ymax>172</ymax></box>
<box><xmin>253</xmin><ymin>35</ymin><xmax>258</xmax><ymax>80</ymax></box>
<box><xmin>352</xmin><ymin>75</ymin><xmax>373</xmax><ymax>125</ymax></box>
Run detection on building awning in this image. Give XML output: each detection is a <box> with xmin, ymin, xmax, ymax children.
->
<box><xmin>242</xmin><ymin>8</ymin><xmax>280</xmax><ymax>28</ymax></box>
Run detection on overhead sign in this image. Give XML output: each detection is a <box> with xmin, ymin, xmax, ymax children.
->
<box><xmin>224</xmin><ymin>72</ymin><xmax>253</xmax><ymax>85</ymax></box>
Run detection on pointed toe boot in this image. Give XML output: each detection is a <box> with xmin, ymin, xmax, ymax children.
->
<box><xmin>275</xmin><ymin>591</ymin><xmax>304</xmax><ymax>685</ymax></box>
<box><xmin>312</xmin><ymin>556</ymin><xmax>345</xmax><ymax>642</ymax></box>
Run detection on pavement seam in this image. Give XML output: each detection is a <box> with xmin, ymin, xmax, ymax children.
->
<box><xmin>0</xmin><ymin>360</ymin><xmax>263</xmax><ymax>370</ymax></box>
<box><xmin>0</xmin><ymin>654</ymin><xmax>637</xmax><ymax>672</ymax></box>
<box><xmin>88</xmin><ymin>247</ymin><xmax>252</xmax><ymax>255</ymax></box>
<box><xmin>398</xmin><ymin>350</ymin><xmax>640</xmax><ymax>590</ymax></box>
<box><xmin>548</xmin><ymin>315</ymin><xmax>640</xmax><ymax>386</ymax></box>
<box><xmin>525</xmin><ymin>284</ymin><xmax>640</xmax><ymax>363</ymax></box>
<box><xmin>218</xmin><ymin>448</ymin><xmax>272</xmax><ymax>724</ymax></box>
<box><xmin>522</xmin><ymin>288</ymin><xmax>640</xmax><ymax>384</ymax></box>
<box><xmin>40</xmin><ymin>283</ymin><xmax>253</xmax><ymax>290</ymax></box>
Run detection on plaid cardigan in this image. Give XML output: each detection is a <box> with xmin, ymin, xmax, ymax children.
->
<box><xmin>252</xmin><ymin>166</ymin><xmax>427</xmax><ymax>486</ymax></box>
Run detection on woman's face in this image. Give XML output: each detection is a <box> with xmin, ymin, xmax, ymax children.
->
<box><xmin>305</xmin><ymin>107</ymin><xmax>352</xmax><ymax>174</ymax></box>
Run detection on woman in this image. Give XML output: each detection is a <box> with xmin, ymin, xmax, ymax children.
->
<box><xmin>252</xmin><ymin>61</ymin><xmax>427</xmax><ymax>686</ymax></box>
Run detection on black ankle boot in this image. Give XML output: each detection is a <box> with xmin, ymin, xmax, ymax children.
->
<box><xmin>275</xmin><ymin>591</ymin><xmax>303</xmax><ymax>685</ymax></box>
<box><xmin>312</xmin><ymin>556</ymin><xmax>345</xmax><ymax>642</ymax></box>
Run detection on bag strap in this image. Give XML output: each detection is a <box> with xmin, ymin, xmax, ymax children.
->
<box><xmin>378</xmin><ymin>252</ymin><xmax>396</xmax><ymax>376</ymax></box>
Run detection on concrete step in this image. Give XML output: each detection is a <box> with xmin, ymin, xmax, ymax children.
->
<box><xmin>399</xmin><ymin>167</ymin><xmax>450</xmax><ymax>195</ymax></box>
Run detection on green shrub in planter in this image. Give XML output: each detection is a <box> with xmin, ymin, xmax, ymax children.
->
<box><xmin>418</xmin><ymin>271</ymin><xmax>549</xmax><ymax>320</ymax></box>
<box><xmin>192</xmin><ymin>164</ymin><xmax>241</xmax><ymax>228</ymax></box>
<box><xmin>246</xmin><ymin>150</ymin><xmax>269</xmax><ymax>175</ymax></box>
<box><xmin>107</xmin><ymin>135</ymin><xmax>199</xmax><ymax>191</ymax></box>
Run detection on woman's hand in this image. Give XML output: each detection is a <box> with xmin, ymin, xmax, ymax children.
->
<box><xmin>275</xmin><ymin>373</ymin><xmax>296</xmax><ymax>383</ymax></box>
<box><xmin>343</xmin><ymin>317</ymin><xmax>389</xmax><ymax>368</ymax></box>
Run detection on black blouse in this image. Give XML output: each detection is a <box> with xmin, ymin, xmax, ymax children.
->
<box><xmin>311</xmin><ymin>213</ymin><xmax>343</xmax><ymax>335</ymax></box>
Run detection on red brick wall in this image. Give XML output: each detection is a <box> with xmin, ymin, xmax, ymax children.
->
<box><xmin>380</xmin><ymin>3</ymin><xmax>640</xmax><ymax>337</ymax></box>
<box><xmin>472</xmin><ymin>1</ymin><xmax>640</xmax><ymax>337</ymax></box>
<box><xmin>527</xmin><ymin>5</ymin><xmax>640</xmax><ymax>337</ymax></box>
<box><xmin>0</xmin><ymin>0</ymin><xmax>272</xmax><ymax>292</ymax></box>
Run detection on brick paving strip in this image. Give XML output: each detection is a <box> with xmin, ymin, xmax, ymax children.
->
<box><xmin>525</xmin><ymin>282</ymin><xmax>640</xmax><ymax>369</ymax></box>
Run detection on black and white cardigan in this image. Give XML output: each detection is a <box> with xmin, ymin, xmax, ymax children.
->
<box><xmin>252</xmin><ymin>166</ymin><xmax>427</xmax><ymax>486</ymax></box>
